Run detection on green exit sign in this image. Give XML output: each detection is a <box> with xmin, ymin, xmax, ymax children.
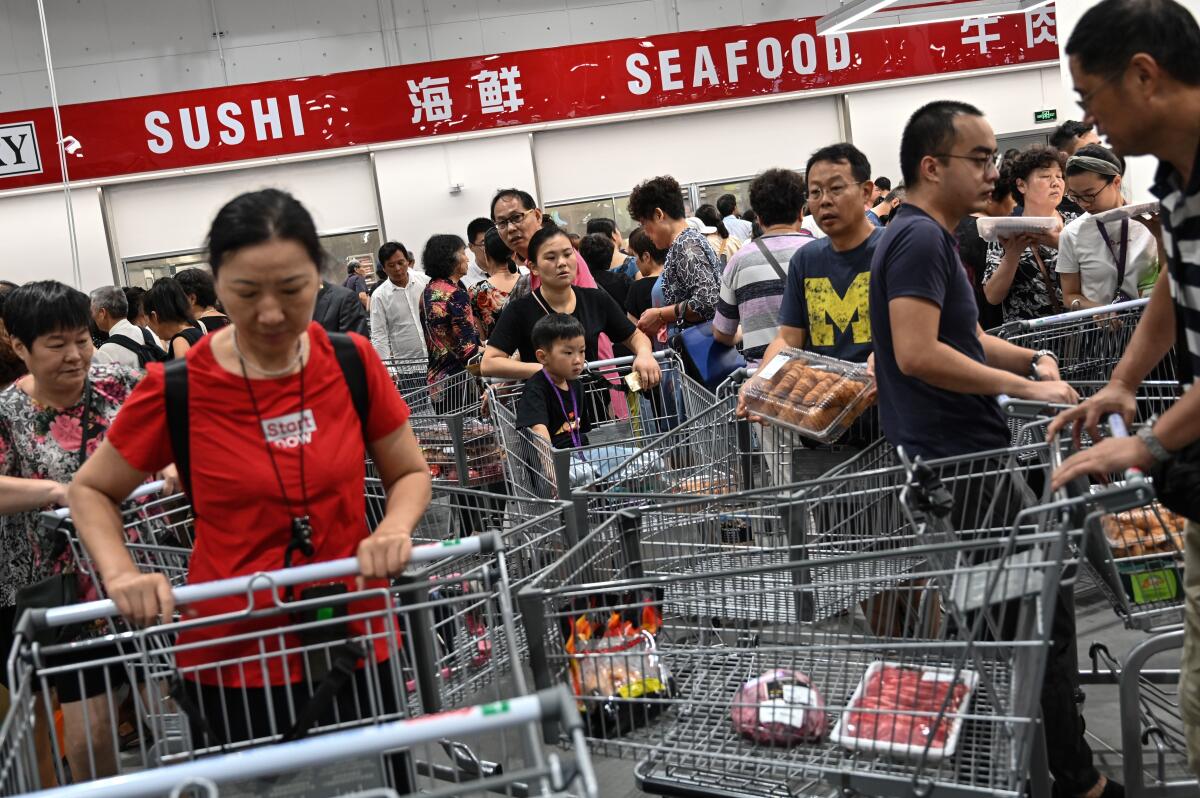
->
<box><xmin>1034</xmin><ymin>109</ymin><xmax>1058</xmax><ymax>123</ymax></box>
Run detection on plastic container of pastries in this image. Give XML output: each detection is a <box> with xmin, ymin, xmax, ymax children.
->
<box><xmin>1101</xmin><ymin>502</ymin><xmax>1186</xmax><ymax>559</ymax></box>
<box><xmin>743</xmin><ymin>349</ymin><xmax>876</xmax><ymax>444</ymax></box>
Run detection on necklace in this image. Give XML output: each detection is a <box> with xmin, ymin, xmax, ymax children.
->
<box><xmin>232</xmin><ymin>328</ymin><xmax>303</xmax><ymax>377</ymax></box>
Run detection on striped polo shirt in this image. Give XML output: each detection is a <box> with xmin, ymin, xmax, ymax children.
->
<box><xmin>1152</xmin><ymin>137</ymin><xmax>1200</xmax><ymax>385</ymax></box>
<box><xmin>713</xmin><ymin>231</ymin><xmax>815</xmax><ymax>363</ymax></box>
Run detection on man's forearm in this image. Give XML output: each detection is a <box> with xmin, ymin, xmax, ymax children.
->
<box><xmin>980</xmin><ymin>332</ymin><xmax>1035</xmax><ymax>376</ymax></box>
<box><xmin>900</xmin><ymin>339</ymin><xmax>1032</xmax><ymax>396</ymax></box>
<box><xmin>1111</xmin><ymin>269</ymin><xmax>1176</xmax><ymax>388</ymax></box>
<box><xmin>754</xmin><ymin>326</ymin><xmax>807</xmax><ymax>372</ymax></box>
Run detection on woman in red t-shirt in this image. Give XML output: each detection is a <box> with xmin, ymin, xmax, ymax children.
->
<box><xmin>69</xmin><ymin>189</ymin><xmax>432</xmax><ymax>745</ymax></box>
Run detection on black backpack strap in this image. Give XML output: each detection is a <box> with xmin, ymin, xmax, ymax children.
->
<box><xmin>163</xmin><ymin>359</ymin><xmax>192</xmax><ymax>499</ymax></box>
<box><xmin>105</xmin><ymin>334</ymin><xmax>143</xmax><ymax>360</ymax></box>
<box><xmin>327</xmin><ymin>332</ymin><xmax>370</xmax><ymax>441</ymax></box>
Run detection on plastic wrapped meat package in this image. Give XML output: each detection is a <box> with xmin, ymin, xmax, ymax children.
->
<box><xmin>741</xmin><ymin>349</ymin><xmax>876</xmax><ymax>444</ymax></box>
<box><xmin>830</xmin><ymin>662</ymin><xmax>978</xmax><ymax>761</ymax></box>
<box><xmin>731</xmin><ymin>670</ymin><xmax>827</xmax><ymax>745</ymax></box>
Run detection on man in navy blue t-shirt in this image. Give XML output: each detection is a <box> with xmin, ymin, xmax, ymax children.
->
<box><xmin>870</xmin><ymin>103</ymin><xmax>1079</xmax><ymax>460</ymax></box>
<box><xmin>871</xmin><ymin>100</ymin><xmax>1112</xmax><ymax>798</ymax></box>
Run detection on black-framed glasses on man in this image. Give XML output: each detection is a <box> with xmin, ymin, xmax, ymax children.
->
<box><xmin>1076</xmin><ymin>71</ymin><xmax>1121</xmax><ymax>114</ymax></box>
<box><xmin>933</xmin><ymin>151</ymin><xmax>1002</xmax><ymax>172</ymax></box>
<box><xmin>493</xmin><ymin>209</ymin><xmax>535</xmax><ymax>230</ymax></box>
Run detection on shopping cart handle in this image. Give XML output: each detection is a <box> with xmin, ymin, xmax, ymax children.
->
<box><xmin>1008</xmin><ymin>297</ymin><xmax>1148</xmax><ymax>331</ymax></box>
<box><xmin>35</xmin><ymin>532</ymin><xmax>502</xmax><ymax>630</ymax></box>
<box><xmin>18</xmin><ymin>686</ymin><xmax>591</xmax><ymax>798</ymax></box>
<box><xmin>583</xmin><ymin>348</ymin><xmax>674</xmax><ymax>371</ymax></box>
<box><xmin>47</xmin><ymin>480</ymin><xmax>168</xmax><ymax>521</ymax></box>
<box><xmin>1105</xmin><ymin>413</ymin><xmax>1147</xmax><ymax>482</ymax></box>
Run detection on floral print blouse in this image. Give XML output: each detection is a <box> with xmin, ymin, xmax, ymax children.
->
<box><xmin>662</xmin><ymin>227</ymin><xmax>724</xmax><ymax>329</ymax></box>
<box><xmin>983</xmin><ymin>210</ymin><xmax>1078</xmax><ymax>323</ymax></box>
<box><xmin>423</xmin><ymin>278</ymin><xmax>482</xmax><ymax>385</ymax></box>
<box><xmin>469</xmin><ymin>278</ymin><xmax>513</xmax><ymax>341</ymax></box>
<box><xmin>0</xmin><ymin>363</ymin><xmax>142</xmax><ymax>605</ymax></box>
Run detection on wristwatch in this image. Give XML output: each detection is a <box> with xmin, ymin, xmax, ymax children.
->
<box><xmin>1030</xmin><ymin>349</ymin><xmax>1058</xmax><ymax>378</ymax></box>
<box><xmin>1137</xmin><ymin>423</ymin><xmax>1174</xmax><ymax>465</ymax></box>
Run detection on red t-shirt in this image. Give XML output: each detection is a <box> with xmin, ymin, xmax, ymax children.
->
<box><xmin>108</xmin><ymin>323</ymin><xmax>410</xmax><ymax>686</ymax></box>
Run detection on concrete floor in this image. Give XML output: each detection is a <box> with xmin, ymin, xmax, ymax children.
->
<box><xmin>580</xmin><ymin>570</ymin><xmax>1184</xmax><ymax>798</ymax></box>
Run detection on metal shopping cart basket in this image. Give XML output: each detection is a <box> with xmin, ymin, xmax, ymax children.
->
<box><xmin>0</xmin><ymin>536</ymin><xmax>528</xmax><ymax>791</ymax></box>
<box><xmin>991</xmin><ymin>298</ymin><xmax>1176</xmax><ymax>383</ymax></box>
<box><xmin>490</xmin><ymin>351</ymin><xmax>719</xmax><ymax>505</ymax></box>
<box><xmin>401</xmin><ymin>369</ymin><xmax>506</xmax><ymax>489</ymax></box>
<box><xmin>520</xmin><ymin>435</ymin><xmax>1079</xmax><ymax>798</ymax></box>
<box><xmin>381</xmin><ymin>356</ymin><xmax>432</xmax><ymax>397</ymax></box>
<box><xmin>0</xmin><ymin>684</ymin><xmax>595</xmax><ymax>798</ymax></box>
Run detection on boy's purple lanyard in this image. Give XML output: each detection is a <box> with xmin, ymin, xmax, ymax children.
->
<box><xmin>542</xmin><ymin>369</ymin><xmax>582</xmax><ymax>448</ymax></box>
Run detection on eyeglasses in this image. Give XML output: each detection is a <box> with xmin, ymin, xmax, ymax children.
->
<box><xmin>933</xmin><ymin>151</ymin><xmax>1002</xmax><ymax>172</ymax></box>
<box><xmin>493</xmin><ymin>209</ymin><xmax>535</xmax><ymax>230</ymax></box>
<box><xmin>1066</xmin><ymin>183</ymin><xmax>1112</xmax><ymax>205</ymax></box>
<box><xmin>806</xmin><ymin>183</ymin><xmax>852</xmax><ymax>203</ymax></box>
<box><xmin>1076</xmin><ymin>71</ymin><xmax>1120</xmax><ymax>115</ymax></box>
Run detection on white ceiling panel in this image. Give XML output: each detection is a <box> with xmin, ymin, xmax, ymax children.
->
<box><xmin>224</xmin><ymin>40</ymin><xmax>305</xmax><ymax>84</ymax></box>
<box><xmin>299</xmin><ymin>32</ymin><xmax>388</xmax><ymax>76</ymax></box>
<box><xmin>52</xmin><ymin>61</ymin><xmax>120</xmax><ymax>105</ymax></box>
<box><xmin>478</xmin><ymin>0</ymin><xmax>566</xmax><ymax>20</ymax></box>
<box><xmin>427</xmin><ymin>0</ymin><xmax>480</xmax><ymax>26</ymax></box>
<box><xmin>42</xmin><ymin>0</ymin><xmax>115</xmax><ymax>69</ymax></box>
<box><xmin>214</xmin><ymin>0</ymin><xmax>300</xmax><ymax>49</ymax></box>
<box><xmin>480</xmin><ymin>10</ymin><xmax>571</xmax><ymax>54</ymax></box>
<box><xmin>428</xmin><ymin>20</ymin><xmax>485</xmax><ymax>60</ymax></box>
<box><xmin>113</xmin><ymin>51</ymin><xmax>224</xmax><ymax>98</ymax></box>
<box><xmin>293</xmin><ymin>0</ymin><xmax>383</xmax><ymax>38</ymax></box>
<box><xmin>17</xmin><ymin>70</ymin><xmax>50</xmax><ymax>107</ymax></box>
<box><xmin>394</xmin><ymin>27</ymin><xmax>433</xmax><ymax>64</ymax></box>
<box><xmin>0</xmin><ymin>73</ymin><xmax>26</xmax><ymax>112</ymax></box>
<box><xmin>103</xmin><ymin>0</ymin><xmax>215</xmax><ymax>59</ymax></box>
<box><xmin>674</xmin><ymin>0</ymin><xmax>743</xmax><ymax>29</ymax></box>
<box><xmin>568</xmin><ymin>1</ymin><xmax>661</xmax><ymax>43</ymax></box>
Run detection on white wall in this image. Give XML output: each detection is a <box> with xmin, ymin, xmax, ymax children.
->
<box><xmin>374</xmin><ymin>133</ymin><xmax>536</xmax><ymax>266</ymax></box>
<box><xmin>0</xmin><ymin>186</ymin><xmax>112</xmax><ymax>288</ymax></box>
<box><xmin>0</xmin><ymin>0</ymin><xmax>841</xmax><ymax>111</ymax></box>
<box><xmin>533</xmin><ymin>96</ymin><xmax>841</xmax><ymax>201</ymax></box>
<box><xmin>105</xmin><ymin>155</ymin><xmax>378</xmax><ymax>260</ymax></box>
<box><xmin>846</xmin><ymin>66</ymin><xmax>1070</xmax><ymax>187</ymax></box>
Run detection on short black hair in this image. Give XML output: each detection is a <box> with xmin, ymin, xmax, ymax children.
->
<box><xmin>174</xmin><ymin>267</ymin><xmax>218</xmax><ymax>308</ymax></box>
<box><xmin>579</xmin><ymin>233</ymin><xmax>616</xmax><ymax>274</ymax></box>
<box><xmin>1066</xmin><ymin>0</ymin><xmax>1200</xmax><ymax>85</ymax></box>
<box><xmin>421</xmin><ymin>234</ymin><xmax>466</xmax><ymax>281</ymax></box>
<box><xmin>483</xmin><ymin>227</ymin><xmax>515</xmax><ymax>272</ymax></box>
<box><xmin>716</xmin><ymin>194</ymin><xmax>738</xmax><ymax>217</ymax></box>
<box><xmin>806</xmin><ymin>143</ymin><xmax>872</xmax><ymax>186</ymax></box>
<box><xmin>0</xmin><ymin>280</ymin><xmax>18</xmax><ymax>322</ymax></box>
<box><xmin>991</xmin><ymin>159</ymin><xmax>1016</xmax><ymax>204</ymax></box>
<box><xmin>122</xmin><ymin>286</ymin><xmax>146</xmax><ymax>322</ymax></box>
<box><xmin>873</xmin><ymin>176</ymin><xmax>892</xmax><ymax>191</ymax></box>
<box><xmin>899</xmin><ymin>101</ymin><xmax>984</xmax><ymax>186</ymax></box>
<box><xmin>749</xmin><ymin>168</ymin><xmax>806</xmax><ymax>227</ymax></box>
<box><xmin>741</xmin><ymin>209</ymin><xmax>757</xmax><ymax>222</ymax></box>
<box><xmin>143</xmin><ymin>277</ymin><xmax>196</xmax><ymax>325</ymax></box>
<box><xmin>377</xmin><ymin>241</ymin><xmax>409</xmax><ymax>268</ymax></box>
<box><xmin>1049</xmin><ymin>120</ymin><xmax>1094</xmax><ymax>151</ymax></box>
<box><xmin>1010</xmin><ymin>146</ymin><xmax>1066</xmax><ymax>200</ymax></box>
<box><xmin>627</xmin><ymin>176</ymin><xmax>686</xmax><ymax>222</ymax></box>
<box><xmin>695</xmin><ymin>204</ymin><xmax>729</xmax><ymax>239</ymax></box>
<box><xmin>467</xmin><ymin>217</ymin><xmax>493</xmax><ymax>243</ymax></box>
<box><xmin>5</xmin><ymin>280</ymin><xmax>93</xmax><ymax>349</ymax></box>
<box><xmin>206</xmin><ymin>189</ymin><xmax>324</xmax><ymax>276</ymax></box>
<box><xmin>490</xmin><ymin>188</ymin><xmax>537</xmax><ymax>219</ymax></box>
<box><xmin>531</xmin><ymin>312</ymin><xmax>585</xmax><ymax>353</ymax></box>
<box><xmin>586</xmin><ymin>217</ymin><xmax>617</xmax><ymax>237</ymax></box>
<box><xmin>1065</xmin><ymin>143</ymin><xmax>1126</xmax><ymax>177</ymax></box>
<box><xmin>628</xmin><ymin>228</ymin><xmax>668</xmax><ymax>264</ymax></box>
<box><xmin>527</xmin><ymin>225</ymin><xmax>571</xmax><ymax>264</ymax></box>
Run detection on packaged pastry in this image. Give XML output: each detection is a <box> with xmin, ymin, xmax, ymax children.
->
<box><xmin>743</xmin><ymin>349</ymin><xmax>876</xmax><ymax>444</ymax></box>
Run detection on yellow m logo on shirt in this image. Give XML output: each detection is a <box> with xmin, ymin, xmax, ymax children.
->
<box><xmin>805</xmin><ymin>273</ymin><xmax>871</xmax><ymax>346</ymax></box>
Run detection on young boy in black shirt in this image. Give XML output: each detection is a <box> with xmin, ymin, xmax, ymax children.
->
<box><xmin>516</xmin><ymin>313</ymin><xmax>592</xmax><ymax>448</ymax></box>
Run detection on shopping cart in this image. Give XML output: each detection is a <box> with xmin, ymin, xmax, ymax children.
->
<box><xmin>992</xmin><ymin>298</ymin><xmax>1176</xmax><ymax>383</ymax></box>
<box><xmin>400</xmin><ymin>369</ymin><xmax>506</xmax><ymax>489</ymax></box>
<box><xmin>520</xmin><ymin>436</ymin><xmax>1078</xmax><ymax>798</ymax></box>
<box><xmin>0</xmin><ymin>679</ymin><xmax>594</xmax><ymax>798</ymax></box>
<box><xmin>380</xmin><ymin>356</ymin><xmax>430</xmax><ymax>397</ymax></box>
<box><xmin>2</xmin><ymin>535</ymin><xmax>526</xmax><ymax>790</ymax></box>
<box><xmin>715</xmin><ymin>369</ymin><xmax>883</xmax><ymax>491</ymax></box>
<box><xmin>489</xmin><ymin>351</ymin><xmax>716</xmax><ymax>505</ymax></box>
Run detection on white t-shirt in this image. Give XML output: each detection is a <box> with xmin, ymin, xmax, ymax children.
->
<box><xmin>801</xmin><ymin>214</ymin><xmax>827</xmax><ymax>240</ymax></box>
<box><xmin>1056</xmin><ymin>212</ymin><xmax>1159</xmax><ymax>303</ymax></box>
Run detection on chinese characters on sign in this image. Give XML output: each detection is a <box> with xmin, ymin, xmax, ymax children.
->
<box><xmin>408</xmin><ymin>67</ymin><xmax>526</xmax><ymax>125</ymax></box>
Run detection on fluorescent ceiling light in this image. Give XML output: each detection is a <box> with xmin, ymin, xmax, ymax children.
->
<box><xmin>816</xmin><ymin>0</ymin><xmax>903</xmax><ymax>35</ymax></box>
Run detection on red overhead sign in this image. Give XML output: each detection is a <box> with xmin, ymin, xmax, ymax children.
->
<box><xmin>0</xmin><ymin>8</ymin><xmax>1058</xmax><ymax>190</ymax></box>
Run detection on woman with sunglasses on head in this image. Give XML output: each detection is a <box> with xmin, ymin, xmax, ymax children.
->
<box><xmin>1057</xmin><ymin>144</ymin><xmax>1162</xmax><ymax>309</ymax></box>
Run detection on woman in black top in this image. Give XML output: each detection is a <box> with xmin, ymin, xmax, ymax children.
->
<box><xmin>175</xmin><ymin>267</ymin><xmax>231</xmax><ymax>333</ymax></box>
<box><xmin>480</xmin><ymin>226</ymin><xmax>662</xmax><ymax>389</ymax></box>
<box><xmin>142</xmin><ymin>277</ymin><xmax>203</xmax><ymax>359</ymax></box>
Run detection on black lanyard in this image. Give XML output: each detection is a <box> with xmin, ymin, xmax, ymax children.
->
<box><xmin>240</xmin><ymin>360</ymin><xmax>314</xmax><ymax>567</ymax></box>
<box><xmin>1096</xmin><ymin>218</ymin><xmax>1130</xmax><ymax>301</ymax></box>
<box><xmin>77</xmin><ymin>379</ymin><xmax>92</xmax><ymax>465</ymax></box>
<box><xmin>542</xmin><ymin>370</ymin><xmax>582</xmax><ymax>448</ymax></box>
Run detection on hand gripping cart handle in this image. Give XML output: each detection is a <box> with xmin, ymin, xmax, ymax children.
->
<box><xmin>15</xmin><ymin>685</ymin><xmax>597</xmax><ymax>798</ymax></box>
<box><xmin>18</xmin><ymin>533</ymin><xmax>504</xmax><ymax>633</ymax></box>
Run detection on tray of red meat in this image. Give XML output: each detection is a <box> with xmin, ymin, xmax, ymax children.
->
<box><xmin>829</xmin><ymin>661</ymin><xmax>978</xmax><ymax>762</ymax></box>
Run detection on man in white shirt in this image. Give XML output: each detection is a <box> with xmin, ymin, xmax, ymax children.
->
<box><xmin>89</xmin><ymin>286</ymin><xmax>161</xmax><ymax>369</ymax></box>
<box><xmin>463</xmin><ymin>217</ymin><xmax>493</xmax><ymax>288</ymax></box>
<box><xmin>370</xmin><ymin>241</ymin><xmax>430</xmax><ymax>375</ymax></box>
<box><xmin>717</xmin><ymin>193</ymin><xmax>755</xmax><ymax>241</ymax></box>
